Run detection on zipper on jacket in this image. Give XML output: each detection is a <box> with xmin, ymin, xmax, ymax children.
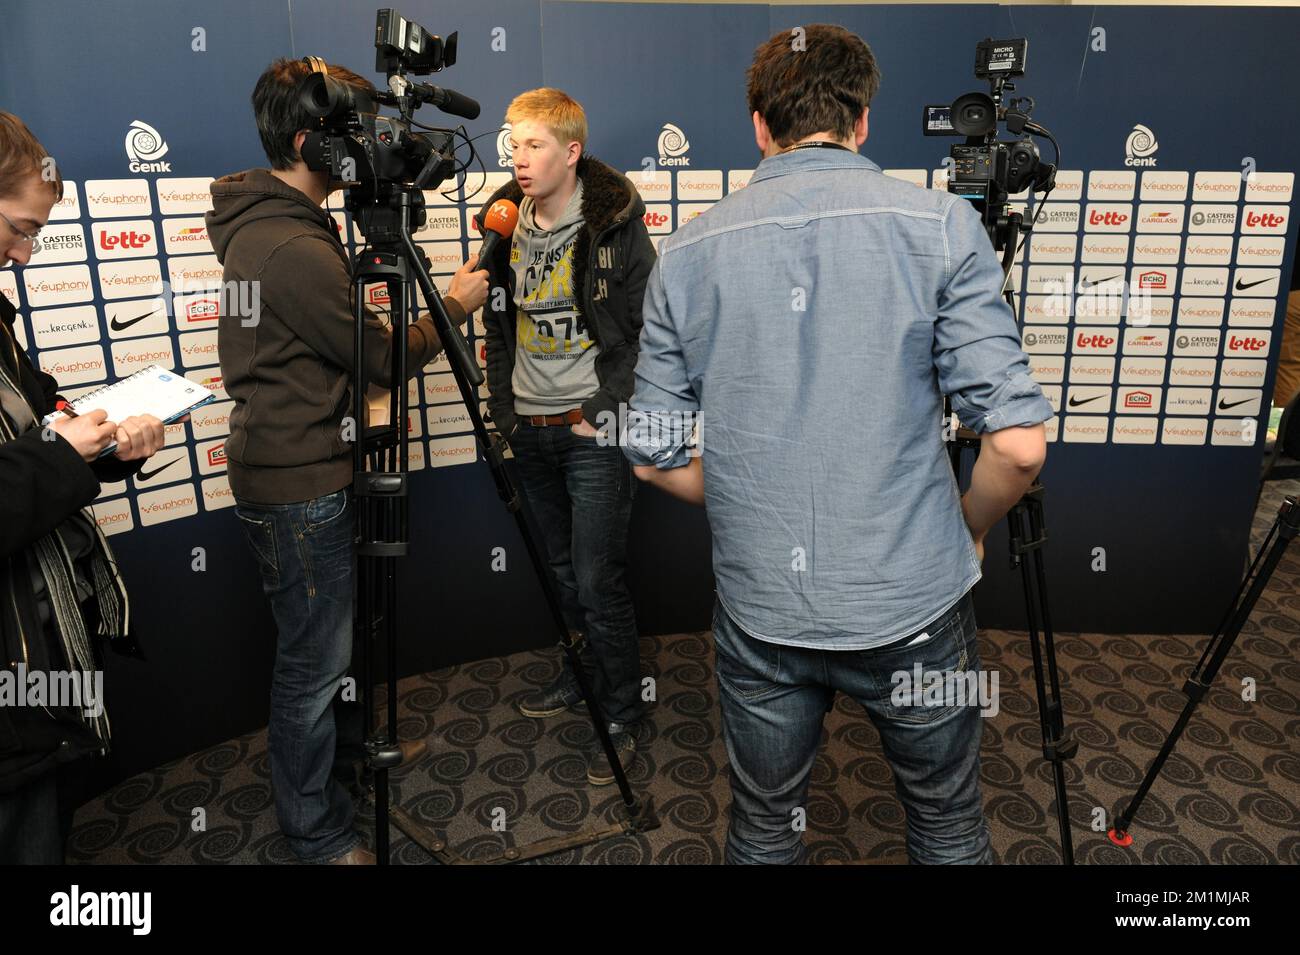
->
<box><xmin>8</xmin><ymin>583</ymin><xmax>30</xmax><ymax>668</ymax></box>
<box><xmin>582</xmin><ymin>222</ymin><xmax>622</xmax><ymax>350</ymax></box>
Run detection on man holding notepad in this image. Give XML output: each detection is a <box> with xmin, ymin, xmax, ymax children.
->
<box><xmin>206</xmin><ymin>59</ymin><xmax>489</xmax><ymax>865</ymax></box>
<box><xmin>0</xmin><ymin>111</ymin><xmax>167</xmax><ymax>863</ymax></box>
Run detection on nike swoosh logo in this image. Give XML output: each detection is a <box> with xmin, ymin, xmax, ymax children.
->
<box><xmin>1079</xmin><ymin>275</ymin><xmax>1122</xmax><ymax>289</ymax></box>
<box><xmin>1234</xmin><ymin>277</ymin><xmax>1274</xmax><ymax>291</ymax></box>
<box><xmin>136</xmin><ymin>457</ymin><xmax>178</xmax><ymax>481</ymax></box>
<box><xmin>110</xmin><ymin>306</ymin><xmax>161</xmax><ymax>331</ymax></box>
<box><xmin>1218</xmin><ymin>398</ymin><xmax>1253</xmax><ymax>410</ymax></box>
<box><xmin>1068</xmin><ymin>395</ymin><xmax>1104</xmax><ymax>407</ymax></box>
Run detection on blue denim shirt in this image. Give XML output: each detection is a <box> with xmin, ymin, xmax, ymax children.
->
<box><xmin>623</xmin><ymin>146</ymin><xmax>1054</xmax><ymax>650</ymax></box>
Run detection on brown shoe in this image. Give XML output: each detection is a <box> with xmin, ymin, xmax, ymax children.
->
<box><xmin>328</xmin><ymin>846</ymin><xmax>376</xmax><ymax>865</ymax></box>
<box><xmin>397</xmin><ymin>739</ymin><xmax>428</xmax><ymax>766</ymax></box>
<box><xmin>587</xmin><ymin>724</ymin><xmax>638</xmax><ymax>786</ymax></box>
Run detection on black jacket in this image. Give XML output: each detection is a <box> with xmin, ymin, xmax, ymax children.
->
<box><xmin>0</xmin><ymin>291</ymin><xmax>141</xmax><ymax>792</ymax></box>
<box><xmin>475</xmin><ymin>155</ymin><xmax>656</xmax><ymax>438</ymax></box>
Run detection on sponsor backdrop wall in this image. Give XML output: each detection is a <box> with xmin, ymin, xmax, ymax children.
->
<box><xmin>2</xmin><ymin>2</ymin><xmax>1297</xmax><ymax>793</ymax></box>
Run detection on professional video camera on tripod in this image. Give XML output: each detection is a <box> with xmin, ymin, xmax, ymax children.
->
<box><xmin>924</xmin><ymin>38</ymin><xmax>1060</xmax><ymax>265</ymax></box>
<box><xmin>925</xmin><ymin>38</ymin><xmax>1299</xmax><ymax>864</ymax></box>
<box><xmin>924</xmin><ymin>37</ymin><xmax>1079</xmax><ymax>864</ymax></box>
<box><xmin>295</xmin><ymin>7</ymin><xmax>658</xmax><ymax>865</ymax></box>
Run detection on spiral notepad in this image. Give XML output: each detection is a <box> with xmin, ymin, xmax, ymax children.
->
<box><xmin>42</xmin><ymin>364</ymin><xmax>216</xmax><ymax>457</ymax></box>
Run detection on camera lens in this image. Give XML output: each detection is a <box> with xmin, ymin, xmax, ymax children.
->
<box><xmin>300</xmin><ymin>73</ymin><xmax>355</xmax><ymax>121</ymax></box>
<box><xmin>950</xmin><ymin>92</ymin><xmax>997</xmax><ymax>137</ymax></box>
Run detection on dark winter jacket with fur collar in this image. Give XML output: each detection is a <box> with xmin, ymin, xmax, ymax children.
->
<box><xmin>475</xmin><ymin>155</ymin><xmax>655</xmax><ymax>439</ymax></box>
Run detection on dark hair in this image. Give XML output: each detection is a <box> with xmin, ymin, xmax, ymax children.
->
<box><xmin>0</xmin><ymin>111</ymin><xmax>64</xmax><ymax>202</ymax></box>
<box><xmin>746</xmin><ymin>24</ymin><xmax>881</xmax><ymax>148</ymax></box>
<box><xmin>251</xmin><ymin>58</ymin><xmax>375</xmax><ymax>169</ymax></box>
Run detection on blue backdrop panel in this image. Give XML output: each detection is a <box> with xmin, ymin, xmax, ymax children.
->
<box><xmin>288</xmin><ymin>0</ymin><xmax>545</xmax><ymax>157</ymax></box>
<box><xmin>973</xmin><ymin>3</ymin><xmax>1300</xmax><ymax>633</ymax></box>
<box><xmin>538</xmin><ymin>0</ymin><xmax>776</xmax><ymax>647</ymax></box>
<box><xmin>771</xmin><ymin>3</ymin><xmax>1300</xmax><ymax>633</ymax></box>
<box><xmin>0</xmin><ymin>1</ymin><xmax>288</xmax><ymax>177</ymax></box>
<box><xmin>540</xmin><ymin>2</ymin><xmax>771</xmax><ymax>171</ymax></box>
<box><xmin>1</xmin><ymin>2</ymin><xmax>1296</xmax><ymax>795</ymax></box>
<box><xmin>0</xmin><ymin>1</ymin><xmax>302</xmax><ymax>788</ymax></box>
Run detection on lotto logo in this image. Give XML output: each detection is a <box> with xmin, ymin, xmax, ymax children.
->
<box><xmin>1244</xmin><ymin>210</ymin><xmax>1285</xmax><ymax>230</ymax></box>
<box><xmin>1089</xmin><ymin>209</ymin><xmax>1128</xmax><ymax>227</ymax></box>
<box><xmin>1225</xmin><ymin>334</ymin><xmax>1268</xmax><ymax>354</ymax></box>
<box><xmin>1077</xmin><ymin>332</ymin><xmax>1113</xmax><ymax>348</ymax></box>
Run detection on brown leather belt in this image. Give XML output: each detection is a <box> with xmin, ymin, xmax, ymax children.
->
<box><xmin>522</xmin><ymin>408</ymin><xmax>585</xmax><ymax>427</ymax></box>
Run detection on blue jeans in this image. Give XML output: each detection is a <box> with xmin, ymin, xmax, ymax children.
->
<box><xmin>0</xmin><ymin>771</ymin><xmax>61</xmax><ymax>864</ymax></box>
<box><xmin>712</xmin><ymin>591</ymin><xmax>993</xmax><ymax>864</ymax></box>
<box><xmin>235</xmin><ymin>487</ymin><xmax>362</xmax><ymax>863</ymax></box>
<box><xmin>508</xmin><ymin>421</ymin><xmax>642</xmax><ymax>726</ymax></box>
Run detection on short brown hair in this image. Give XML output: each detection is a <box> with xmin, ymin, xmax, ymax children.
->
<box><xmin>746</xmin><ymin>24</ymin><xmax>881</xmax><ymax>148</ymax></box>
<box><xmin>252</xmin><ymin>58</ymin><xmax>376</xmax><ymax>169</ymax></box>
<box><xmin>505</xmin><ymin>88</ymin><xmax>588</xmax><ymax>151</ymax></box>
<box><xmin>0</xmin><ymin>111</ymin><xmax>64</xmax><ymax>202</ymax></box>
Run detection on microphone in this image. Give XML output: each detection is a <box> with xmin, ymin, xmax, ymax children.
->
<box><xmin>409</xmin><ymin>82</ymin><xmax>480</xmax><ymax>120</ymax></box>
<box><xmin>475</xmin><ymin>199</ymin><xmax>519</xmax><ymax>265</ymax></box>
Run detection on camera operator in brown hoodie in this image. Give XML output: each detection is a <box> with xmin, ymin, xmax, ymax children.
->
<box><xmin>205</xmin><ymin>58</ymin><xmax>487</xmax><ymax>865</ymax></box>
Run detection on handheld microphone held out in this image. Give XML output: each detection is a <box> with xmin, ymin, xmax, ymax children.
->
<box><xmin>475</xmin><ymin>199</ymin><xmax>519</xmax><ymax>265</ymax></box>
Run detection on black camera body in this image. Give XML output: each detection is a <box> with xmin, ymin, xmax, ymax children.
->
<box><xmin>296</xmin><ymin>9</ymin><xmax>477</xmax><ymax>238</ymax></box>
<box><xmin>923</xmin><ymin>38</ymin><xmax>1058</xmax><ymax>253</ymax></box>
<box><xmin>947</xmin><ymin>138</ymin><xmax>1042</xmax><ymax>204</ymax></box>
<box><xmin>298</xmin><ymin>95</ymin><xmax>457</xmax><ymax>199</ymax></box>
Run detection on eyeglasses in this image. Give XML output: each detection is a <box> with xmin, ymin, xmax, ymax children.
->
<box><xmin>0</xmin><ymin>208</ymin><xmax>43</xmax><ymax>255</ymax></box>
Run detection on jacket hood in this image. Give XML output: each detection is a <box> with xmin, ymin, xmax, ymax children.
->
<box><xmin>517</xmin><ymin>179</ymin><xmax>585</xmax><ymax>237</ymax></box>
<box><xmin>474</xmin><ymin>155</ymin><xmax>645</xmax><ymax>318</ymax></box>
<box><xmin>205</xmin><ymin>168</ymin><xmax>335</xmax><ymax>262</ymax></box>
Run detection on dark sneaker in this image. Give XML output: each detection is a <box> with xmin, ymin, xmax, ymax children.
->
<box><xmin>587</xmin><ymin>723</ymin><xmax>637</xmax><ymax>786</ymax></box>
<box><xmin>518</xmin><ymin>677</ymin><xmax>584</xmax><ymax>718</ymax></box>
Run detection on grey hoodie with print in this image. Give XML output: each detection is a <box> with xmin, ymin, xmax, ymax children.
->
<box><xmin>509</xmin><ymin>180</ymin><xmax>601</xmax><ymax>415</ymax></box>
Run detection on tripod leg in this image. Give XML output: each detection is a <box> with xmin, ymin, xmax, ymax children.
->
<box><xmin>401</xmin><ymin>226</ymin><xmax>650</xmax><ymax>819</ymax></box>
<box><xmin>1111</xmin><ymin>496</ymin><xmax>1298</xmax><ymax>845</ymax></box>
<box><xmin>497</xmin><ymin>447</ymin><xmax>642</xmax><ymax>810</ymax></box>
<box><xmin>351</xmin><ymin>261</ymin><xmax>416</xmax><ymax>865</ymax></box>
<box><xmin>1026</xmin><ymin>500</ymin><xmax>1074</xmax><ymax>864</ymax></box>
<box><xmin>341</xmin><ymin>187</ymin><xmax>659</xmax><ymax>866</ymax></box>
<box><xmin>1009</xmin><ymin>491</ymin><xmax>1076</xmax><ymax>864</ymax></box>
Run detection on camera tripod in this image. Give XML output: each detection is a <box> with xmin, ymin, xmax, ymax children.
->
<box><xmin>945</xmin><ymin>206</ymin><xmax>1078</xmax><ymax>865</ymax></box>
<box><xmin>347</xmin><ymin>182</ymin><xmax>658</xmax><ymax>865</ymax></box>
<box><xmin>1108</xmin><ymin>494</ymin><xmax>1298</xmax><ymax>849</ymax></box>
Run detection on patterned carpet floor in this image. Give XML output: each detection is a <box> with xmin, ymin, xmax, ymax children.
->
<box><xmin>68</xmin><ymin>479</ymin><xmax>1300</xmax><ymax>864</ymax></box>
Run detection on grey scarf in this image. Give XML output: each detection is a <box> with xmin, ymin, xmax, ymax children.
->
<box><xmin>0</xmin><ymin>326</ymin><xmax>128</xmax><ymax>746</ymax></box>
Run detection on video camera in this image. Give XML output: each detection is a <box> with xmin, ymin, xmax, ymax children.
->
<box><xmin>296</xmin><ymin>8</ymin><xmax>481</xmax><ymax>235</ymax></box>
<box><xmin>923</xmin><ymin>38</ymin><xmax>1060</xmax><ymax>263</ymax></box>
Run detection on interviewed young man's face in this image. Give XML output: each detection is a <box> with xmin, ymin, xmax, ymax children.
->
<box><xmin>0</xmin><ymin>173</ymin><xmax>55</xmax><ymax>269</ymax></box>
<box><xmin>509</xmin><ymin>120</ymin><xmax>575</xmax><ymax>200</ymax></box>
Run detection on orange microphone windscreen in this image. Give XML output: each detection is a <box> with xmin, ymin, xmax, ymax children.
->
<box><xmin>481</xmin><ymin>199</ymin><xmax>519</xmax><ymax>238</ymax></box>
